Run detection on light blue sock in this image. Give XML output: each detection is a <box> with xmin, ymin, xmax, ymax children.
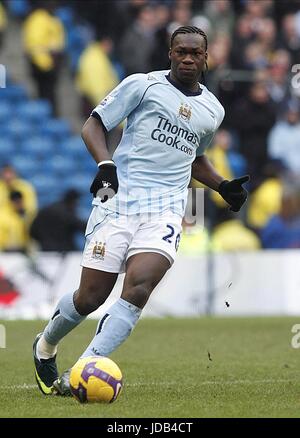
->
<box><xmin>43</xmin><ymin>291</ymin><xmax>86</xmax><ymax>345</ymax></box>
<box><xmin>80</xmin><ymin>298</ymin><xmax>142</xmax><ymax>358</ymax></box>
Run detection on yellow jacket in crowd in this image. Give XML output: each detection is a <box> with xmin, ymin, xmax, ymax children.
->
<box><xmin>179</xmin><ymin>221</ymin><xmax>260</xmax><ymax>255</ymax></box>
<box><xmin>76</xmin><ymin>42</ymin><xmax>119</xmax><ymax>106</ymax></box>
<box><xmin>0</xmin><ymin>204</ymin><xmax>30</xmax><ymax>251</ymax></box>
<box><xmin>23</xmin><ymin>9</ymin><xmax>65</xmax><ymax>71</ymax></box>
<box><xmin>179</xmin><ymin>225</ymin><xmax>211</xmax><ymax>255</ymax></box>
<box><xmin>0</xmin><ymin>2</ymin><xmax>7</xmax><ymax>32</ymax></box>
<box><xmin>0</xmin><ymin>178</ymin><xmax>38</xmax><ymax>223</ymax></box>
<box><xmin>211</xmin><ymin>219</ymin><xmax>261</xmax><ymax>251</ymax></box>
<box><xmin>247</xmin><ymin>178</ymin><xmax>282</xmax><ymax>229</ymax></box>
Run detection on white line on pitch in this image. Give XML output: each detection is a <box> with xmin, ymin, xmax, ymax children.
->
<box><xmin>0</xmin><ymin>379</ymin><xmax>295</xmax><ymax>391</ymax></box>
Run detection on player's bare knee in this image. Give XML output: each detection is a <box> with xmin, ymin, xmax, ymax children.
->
<box><xmin>74</xmin><ymin>286</ymin><xmax>106</xmax><ymax>315</ymax></box>
<box><xmin>74</xmin><ymin>294</ymin><xmax>96</xmax><ymax>316</ymax></box>
<box><xmin>122</xmin><ymin>283</ymin><xmax>151</xmax><ymax>309</ymax></box>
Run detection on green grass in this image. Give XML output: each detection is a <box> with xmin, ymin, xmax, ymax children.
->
<box><xmin>0</xmin><ymin>317</ymin><xmax>300</xmax><ymax>418</ymax></box>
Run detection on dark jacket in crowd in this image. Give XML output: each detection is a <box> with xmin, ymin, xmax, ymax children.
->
<box><xmin>30</xmin><ymin>191</ymin><xmax>86</xmax><ymax>251</ymax></box>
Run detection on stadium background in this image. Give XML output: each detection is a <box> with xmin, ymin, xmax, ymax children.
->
<box><xmin>0</xmin><ymin>0</ymin><xmax>300</xmax><ymax>317</ymax></box>
<box><xmin>1</xmin><ymin>0</ymin><xmax>300</xmax><ymax>420</ymax></box>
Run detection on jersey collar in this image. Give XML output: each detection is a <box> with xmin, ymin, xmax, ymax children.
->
<box><xmin>166</xmin><ymin>73</ymin><xmax>203</xmax><ymax>97</ymax></box>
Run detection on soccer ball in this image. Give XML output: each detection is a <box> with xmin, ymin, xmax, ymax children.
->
<box><xmin>69</xmin><ymin>356</ymin><xmax>123</xmax><ymax>403</ymax></box>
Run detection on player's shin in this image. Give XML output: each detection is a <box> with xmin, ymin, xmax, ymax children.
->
<box><xmin>80</xmin><ymin>298</ymin><xmax>142</xmax><ymax>358</ymax></box>
<box><xmin>37</xmin><ymin>291</ymin><xmax>86</xmax><ymax>360</ymax></box>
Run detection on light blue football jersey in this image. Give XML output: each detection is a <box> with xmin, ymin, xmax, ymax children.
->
<box><xmin>92</xmin><ymin>70</ymin><xmax>225</xmax><ymax>216</ymax></box>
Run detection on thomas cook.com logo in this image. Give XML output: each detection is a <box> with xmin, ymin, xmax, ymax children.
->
<box><xmin>0</xmin><ymin>324</ymin><xmax>6</xmax><ymax>348</ymax></box>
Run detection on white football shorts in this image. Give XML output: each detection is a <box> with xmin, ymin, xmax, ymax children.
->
<box><xmin>81</xmin><ymin>205</ymin><xmax>183</xmax><ymax>273</ymax></box>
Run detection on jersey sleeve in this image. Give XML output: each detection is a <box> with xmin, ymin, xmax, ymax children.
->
<box><xmin>196</xmin><ymin>101</ymin><xmax>225</xmax><ymax>157</ymax></box>
<box><xmin>92</xmin><ymin>73</ymin><xmax>148</xmax><ymax>131</ymax></box>
<box><xmin>196</xmin><ymin>132</ymin><xmax>216</xmax><ymax>156</ymax></box>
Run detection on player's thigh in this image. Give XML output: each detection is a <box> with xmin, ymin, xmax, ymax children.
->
<box><xmin>75</xmin><ymin>266</ymin><xmax>118</xmax><ymax>314</ymax></box>
<box><xmin>121</xmin><ymin>252</ymin><xmax>170</xmax><ymax>308</ymax></box>
<box><xmin>77</xmin><ymin>206</ymin><xmax>133</xmax><ymax>313</ymax></box>
<box><xmin>127</xmin><ymin>211</ymin><xmax>182</xmax><ymax>268</ymax></box>
<box><xmin>81</xmin><ymin>205</ymin><xmax>133</xmax><ymax>274</ymax></box>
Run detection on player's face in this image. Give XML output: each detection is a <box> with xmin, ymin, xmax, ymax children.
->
<box><xmin>169</xmin><ymin>33</ymin><xmax>207</xmax><ymax>86</ymax></box>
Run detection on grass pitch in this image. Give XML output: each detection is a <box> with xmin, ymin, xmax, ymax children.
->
<box><xmin>0</xmin><ymin>317</ymin><xmax>300</xmax><ymax>418</ymax></box>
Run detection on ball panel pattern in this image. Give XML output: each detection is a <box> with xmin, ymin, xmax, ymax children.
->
<box><xmin>69</xmin><ymin>356</ymin><xmax>123</xmax><ymax>403</ymax></box>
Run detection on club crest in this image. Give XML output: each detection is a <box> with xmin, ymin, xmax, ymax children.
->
<box><xmin>178</xmin><ymin>103</ymin><xmax>192</xmax><ymax>121</ymax></box>
<box><xmin>92</xmin><ymin>241</ymin><xmax>106</xmax><ymax>260</ymax></box>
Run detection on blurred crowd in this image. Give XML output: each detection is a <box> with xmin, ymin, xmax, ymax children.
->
<box><xmin>1</xmin><ymin>0</ymin><xmax>300</xmax><ymax>254</ymax></box>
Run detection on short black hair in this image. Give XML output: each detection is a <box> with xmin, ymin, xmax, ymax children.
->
<box><xmin>170</xmin><ymin>26</ymin><xmax>208</xmax><ymax>51</ymax></box>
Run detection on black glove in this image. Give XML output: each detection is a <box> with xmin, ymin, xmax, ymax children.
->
<box><xmin>90</xmin><ymin>162</ymin><xmax>119</xmax><ymax>203</ymax></box>
<box><xmin>218</xmin><ymin>175</ymin><xmax>250</xmax><ymax>212</ymax></box>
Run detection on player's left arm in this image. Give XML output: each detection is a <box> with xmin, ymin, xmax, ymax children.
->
<box><xmin>192</xmin><ymin>155</ymin><xmax>250</xmax><ymax>212</ymax></box>
<box><xmin>192</xmin><ymin>155</ymin><xmax>224</xmax><ymax>191</ymax></box>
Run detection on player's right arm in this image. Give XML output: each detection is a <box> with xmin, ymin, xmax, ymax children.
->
<box><xmin>82</xmin><ymin>73</ymin><xmax>148</xmax><ymax>202</ymax></box>
<box><xmin>82</xmin><ymin>116</ymin><xmax>118</xmax><ymax>202</ymax></box>
<box><xmin>81</xmin><ymin>116</ymin><xmax>111</xmax><ymax>164</ymax></box>
<box><xmin>83</xmin><ymin>73</ymin><xmax>150</xmax><ymax>202</ymax></box>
